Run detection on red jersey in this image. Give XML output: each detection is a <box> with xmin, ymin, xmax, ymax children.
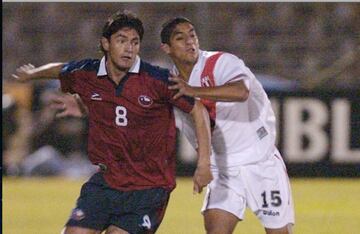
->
<box><xmin>59</xmin><ymin>56</ymin><xmax>194</xmax><ymax>191</ymax></box>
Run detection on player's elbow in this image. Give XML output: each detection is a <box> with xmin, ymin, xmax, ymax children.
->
<box><xmin>190</xmin><ymin>100</ymin><xmax>207</xmax><ymax>117</ymax></box>
<box><xmin>237</xmin><ymin>88</ymin><xmax>249</xmax><ymax>102</ymax></box>
<box><xmin>230</xmin><ymin>80</ymin><xmax>249</xmax><ymax>102</ymax></box>
<box><xmin>230</xmin><ymin>87</ymin><xmax>249</xmax><ymax>102</ymax></box>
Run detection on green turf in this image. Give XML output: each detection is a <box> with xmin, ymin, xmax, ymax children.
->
<box><xmin>3</xmin><ymin>177</ymin><xmax>360</xmax><ymax>234</ymax></box>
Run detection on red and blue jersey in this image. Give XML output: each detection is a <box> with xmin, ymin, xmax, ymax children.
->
<box><xmin>59</xmin><ymin>56</ymin><xmax>194</xmax><ymax>191</ymax></box>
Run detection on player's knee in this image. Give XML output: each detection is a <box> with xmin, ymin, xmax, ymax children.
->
<box><xmin>62</xmin><ymin>226</ymin><xmax>101</xmax><ymax>234</ymax></box>
<box><xmin>204</xmin><ymin>209</ymin><xmax>238</xmax><ymax>234</ymax></box>
<box><xmin>104</xmin><ymin>225</ymin><xmax>129</xmax><ymax>234</ymax></box>
<box><xmin>204</xmin><ymin>219</ymin><xmax>234</xmax><ymax>234</ymax></box>
<box><xmin>265</xmin><ymin>223</ymin><xmax>293</xmax><ymax>234</ymax></box>
<box><xmin>206</xmin><ymin>226</ymin><xmax>234</xmax><ymax>234</ymax></box>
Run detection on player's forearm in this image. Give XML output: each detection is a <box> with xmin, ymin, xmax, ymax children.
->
<box><xmin>190</xmin><ymin>101</ymin><xmax>211</xmax><ymax>167</ymax></box>
<box><xmin>28</xmin><ymin>63</ymin><xmax>64</xmax><ymax>80</ymax></box>
<box><xmin>193</xmin><ymin>81</ymin><xmax>249</xmax><ymax>102</ymax></box>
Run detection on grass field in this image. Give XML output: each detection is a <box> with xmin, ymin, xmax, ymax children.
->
<box><xmin>3</xmin><ymin>177</ymin><xmax>360</xmax><ymax>234</ymax></box>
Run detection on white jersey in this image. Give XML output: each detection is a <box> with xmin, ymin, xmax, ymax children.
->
<box><xmin>174</xmin><ymin>50</ymin><xmax>277</xmax><ymax>167</ymax></box>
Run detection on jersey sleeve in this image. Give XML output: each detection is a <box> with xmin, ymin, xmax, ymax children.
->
<box><xmin>169</xmin><ymin>88</ymin><xmax>195</xmax><ymax>113</ymax></box>
<box><xmin>213</xmin><ymin>53</ymin><xmax>253</xmax><ymax>89</ymax></box>
<box><xmin>58</xmin><ymin>60</ymin><xmax>79</xmax><ymax>93</ymax></box>
<box><xmin>58</xmin><ymin>59</ymin><xmax>96</xmax><ymax>94</ymax></box>
<box><xmin>149</xmin><ymin>65</ymin><xmax>195</xmax><ymax>114</ymax></box>
<box><xmin>162</xmin><ymin>80</ymin><xmax>195</xmax><ymax>114</ymax></box>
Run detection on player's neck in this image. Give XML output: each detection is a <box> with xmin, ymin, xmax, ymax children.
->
<box><xmin>174</xmin><ymin>62</ymin><xmax>194</xmax><ymax>82</ymax></box>
<box><xmin>106</xmin><ymin>62</ymin><xmax>128</xmax><ymax>85</ymax></box>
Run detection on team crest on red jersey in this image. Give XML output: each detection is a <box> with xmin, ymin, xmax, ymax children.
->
<box><xmin>138</xmin><ymin>95</ymin><xmax>153</xmax><ymax>107</ymax></box>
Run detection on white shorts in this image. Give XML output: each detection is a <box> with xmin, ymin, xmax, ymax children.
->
<box><xmin>201</xmin><ymin>148</ymin><xmax>295</xmax><ymax>229</ymax></box>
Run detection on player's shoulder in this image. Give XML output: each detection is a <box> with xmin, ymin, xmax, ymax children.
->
<box><xmin>140</xmin><ymin>60</ymin><xmax>171</xmax><ymax>83</ymax></box>
<box><xmin>219</xmin><ymin>52</ymin><xmax>244</xmax><ymax>64</ymax></box>
<box><xmin>61</xmin><ymin>58</ymin><xmax>100</xmax><ymax>75</ymax></box>
<box><xmin>202</xmin><ymin>51</ymin><xmax>244</xmax><ymax>66</ymax></box>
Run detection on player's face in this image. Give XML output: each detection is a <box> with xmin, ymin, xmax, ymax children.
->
<box><xmin>167</xmin><ymin>23</ymin><xmax>199</xmax><ymax>65</ymax></box>
<box><xmin>103</xmin><ymin>27</ymin><xmax>140</xmax><ymax>71</ymax></box>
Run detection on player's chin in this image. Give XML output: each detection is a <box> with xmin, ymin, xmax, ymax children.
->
<box><xmin>186</xmin><ymin>52</ymin><xmax>198</xmax><ymax>61</ymax></box>
<box><xmin>116</xmin><ymin>61</ymin><xmax>133</xmax><ymax>71</ymax></box>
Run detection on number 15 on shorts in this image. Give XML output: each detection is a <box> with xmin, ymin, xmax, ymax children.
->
<box><xmin>261</xmin><ymin>190</ymin><xmax>282</xmax><ymax>208</ymax></box>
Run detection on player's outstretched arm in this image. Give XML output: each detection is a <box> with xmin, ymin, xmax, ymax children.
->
<box><xmin>190</xmin><ymin>100</ymin><xmax>213</xmax><ymax>194</ymax></box>
<box><xmin>12</xmin><ymin>63</ymin><xmax>64</xmax><ymax>82</ymax></box>
<box><xmin>169</xmin><ymin>78</ymin><xmax>249</xmax><ymax>102</ymax></box>
<box><xmin>50</xmin><ymin>93</ymin><xmax>89</xmax><ymax>118</ymax></box>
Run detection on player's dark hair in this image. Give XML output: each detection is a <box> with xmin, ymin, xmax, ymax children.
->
<box><xmin>102</xmin><ymin>10</ymin><xmax>144</xmax><ymax>40</ymax></box>
<box><xmin>160</xmin><ymin>17</ymin><xmax>194</xmax><ymax>45</ymax></box>
<box><xmin>100</xmin><ymin>10</ymin><xmax>144</xmax><ymax>54</ymax></box>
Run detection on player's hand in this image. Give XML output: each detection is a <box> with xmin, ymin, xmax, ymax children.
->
<box><xmin>50</xmin><ymin>93</ymin><xmax>88</xmax><ymax>118</ymax></box>
<box><xmin>11</xmin><ymin>64</ymin><xmax>36</xmax><ymax>82</ymax></box>
<box><xmin>168</xmin><ymin>76</ymin><xmax>196</xmax><ymax>99</ymax></box>
<box><xmin>193</xmin><ymin>164</ymin><xmax>213</xmax><ymax>194</ymax></box>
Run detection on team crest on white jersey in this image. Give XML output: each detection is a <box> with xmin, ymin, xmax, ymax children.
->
<box><xmin>201</xmin><ymin>76</ymin><xmax>213</xmax><ymax>87</ymax></box>
<box><xmin>138</xmin><ymin>95</ymin><xmax>153</xmax><ymax>107</ymax></box>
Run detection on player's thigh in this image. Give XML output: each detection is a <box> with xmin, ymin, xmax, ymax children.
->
<box><xmin>201</xmin><ymin>170</ymin><xmax>245</xmax><ymax>233</ymax></box>
<box><xmin>105</xmin><ymin>225</ymin><xmax>129</xmax><ymax>234</ymax></box>
<box><xmin>65</xmin><ymin>173</ymin><xmax>110</xmax><ymax>231</ymax></box>
<box><xmin>201</xmin><ymin>169</ymin><xmax>247</xmax><ymax>220</ymax></box>
<box><xmin>109</xmin><ymin>187</ymin><xmax>170</xmax><ymax>233</ymax></box>
<box><xmin>203</xmin><ymin>208</ymin><xmax>239</xmax><ymax>234</ymax></box>
<box><xmin>62</xmin><ymin>226</ymin><xmax>102</xmax><ymax>234</ymax></box>
<box><xmin>244</xmin><ymin>151</ymin><xmax>295</xmax><ymax>229</ymax></box>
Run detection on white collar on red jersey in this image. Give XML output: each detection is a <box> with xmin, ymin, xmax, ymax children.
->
<box><xmin>97</xmin><ymin>55</ymin><xmax>141</xmax><ymax>76</ymax></box>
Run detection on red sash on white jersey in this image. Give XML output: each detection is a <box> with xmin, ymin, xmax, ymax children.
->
<box><xmin>200</xmin><ymin>52</ymin><xmax>223</xmax><ymax>130</ymax></box>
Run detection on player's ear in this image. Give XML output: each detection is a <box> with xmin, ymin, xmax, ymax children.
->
<box><xmin>160</xmin><ymin>43</ymin><xmax>171</xmax><ymax>54</ymax></box>
<box><xmin>101</xmin><ymin>37</ymin><xmax>110</xmax><ymax>52</ymax></box>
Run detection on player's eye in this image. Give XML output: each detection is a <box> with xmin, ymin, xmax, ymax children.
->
<box><xmin>132</xmin><ymin>40</ymin><xmax>139</xmax><ymax>46</ymax></box>
<box><xmin>115</xmin><ymin>38</ymin><xmax>127</xmax><ymax>44</ymax></box>
<box><xmin>175</xmin><ymin>36</ymin><xmax>184</xmax><ymax>41</ymax></box>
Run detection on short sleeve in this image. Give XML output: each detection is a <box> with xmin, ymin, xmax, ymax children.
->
<box><xmin>169</xmin><ymin>92</ymin><xmax>195</xmax><ymax>113</ymax></box>
<box><xmin>146</xmin><ymin>63</ymin><xmax>195</xmax><ymax>114</ymax></box>
<box><xmin>161</xmin><ymin>80</ymin><xmax>195</xmax><ymax>114</ymax></box>
<box><xmin>59</xmin><ymin>61</ymin><xmax>78</xmax><ymax>93</ymax></box>
<box><xmin>58</xmin><ymin>59</ymin><xmax>98</xmax><ymax>94</ymax></box>
<box><xmin>168</xmin><ymin>85</ymin><xmax>195</xmax><ymax>113</ymax></box>
<box><xmin>213</xmin><ymin>53</ymin><xmax>253</xmax><ymax>89</ymax></box>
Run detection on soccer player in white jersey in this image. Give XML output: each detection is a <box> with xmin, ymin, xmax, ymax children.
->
<box><xmin>160</xmin><ymin>17</ymin><xmax>295</xmax><ymax>234</ymax></box>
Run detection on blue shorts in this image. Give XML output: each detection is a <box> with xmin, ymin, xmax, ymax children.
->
<box><xmin>65</xmin><ymin>172</ymin><xmax>170</xmax><ymax>233</ymax></box>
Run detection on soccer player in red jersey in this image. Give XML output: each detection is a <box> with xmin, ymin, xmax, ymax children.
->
<box><xmin>12</xmin><ymin>11</ymin><xmax>212</xmax><ymax>234</ymax></box>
